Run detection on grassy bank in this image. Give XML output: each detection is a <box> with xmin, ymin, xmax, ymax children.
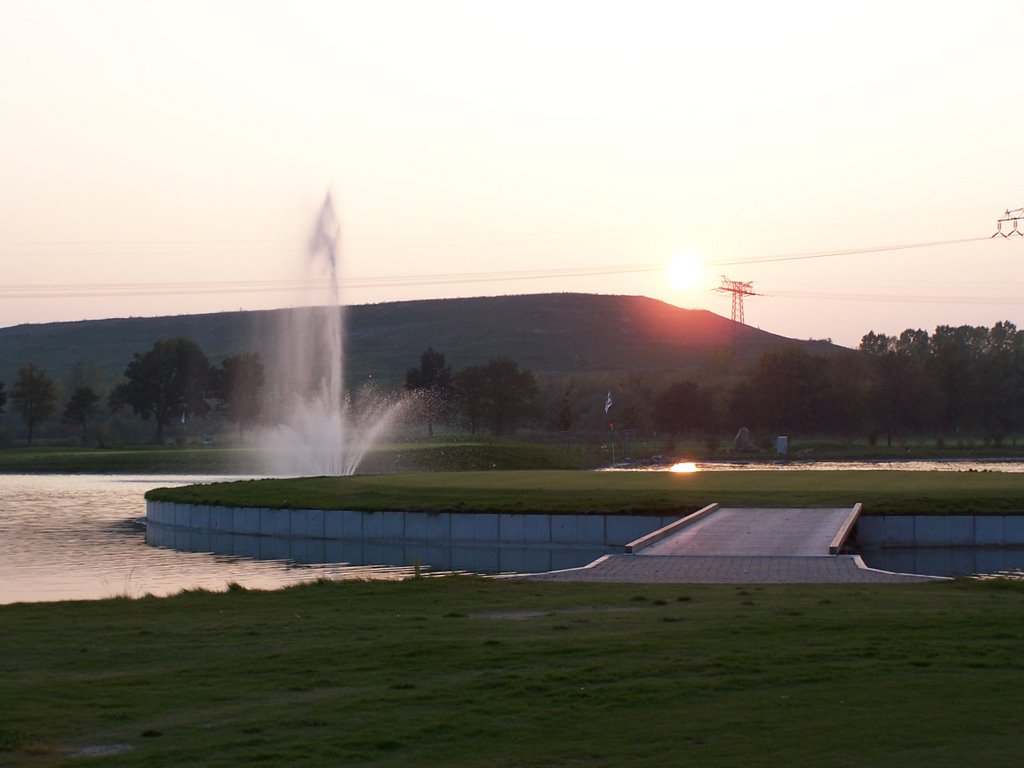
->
<box><xmin>147</xmin><ymin>469</ymin><xmax>1024</xmax><ymax>516</ymax></box>
<box><xmin>2</xmin><ymin>577</ymin><xmax>1023</xmax><ymax>766</ymax></box>
<box><xmin>0</xmin><ymin>446</ymin><xmax>250</xmax><ymax>474</ymax></box>
<box><xmin>7</xmin><ymin>434</ymin><xmax>1024</xmax><ymax>475</ymax></box>
<box><xmin>0</xmin><ymin>439</ymin><xmax>586</xmax><ymax>475</ymax></box>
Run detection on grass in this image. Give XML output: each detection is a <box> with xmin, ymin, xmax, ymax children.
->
<box><xmin>1</xmin><ymin>576</ymin><xmax>1023</xmax><ymax>766</ymax></box>
<box><xmin>146</xmin><ymin>469</ymin><xmax>1024</xmax><ymax>516</ymax></box>
<box><xmin>0</xmin><ymin>439</ymin><xmax>586</xmax><ymax>475</ymax></box>
<box><xmin>0</xmin><ymin>446</ymin><xmax>248</xmax><ymax>474</ymax></box>
<box><xmin>4</xmin><ymin>435</ymin><xmax>1024</xmax><ymax>475</ymax></box>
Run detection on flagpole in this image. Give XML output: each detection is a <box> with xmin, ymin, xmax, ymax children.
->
<box><xmin>604</xmin><ymin>390</ymin><xmax>614</xmax><ymax>467</ymax></box>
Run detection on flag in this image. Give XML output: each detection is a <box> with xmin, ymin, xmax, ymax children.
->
<box><xmin>604</xmin><ymin>391</ymin><xmax>613</xmax><ymax>414</ymax></box>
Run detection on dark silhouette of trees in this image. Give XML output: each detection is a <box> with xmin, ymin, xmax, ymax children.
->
<box><xmin>213</xmin><ymin>353</ymin><xmax>265</xmax><ymax>440</ymax></box>
<box><xmin>819</xmin><ymin>349</ymin><xmax>870</xmax><ymax>439</ymax></box>
<box><xmin>557</xmin><ymin>386</ymin><xmax>574</xmax><ymax>432</ymax></box>
<box><xmin>860</xmin><ymin>330</ymin><xmax>938</xmax><ymax>446</ymax></box>
<box><xmin>11</xmin><ymin>363</ymin><xmax>58</xmax><ymax>446</ymax></box>
<box><xmin>405</xmin><ymin>347</ymin><xmax>453</xmax><ymax>437</ymax></box>
<box><xmin>0</xmin><ymin>381</ymin><xmax>6</xmax><ymax>422</ymax></box>
<box><xmin>453</xmin><ymin>365</ymin><xmax>488</xmax><ymax>435</ymax></box>
<box><xmin>974</xmin><ymin>321</ymin><xmax>1024</xmax><ymax>444</ymax></box>
<box><xmin>63</xmin><ymin>386</ymin><xmax>101</xmax><ymax>446</ymax></box>
<box><xmin>928</xmin><ymin>324</ymin><xmax>984</xmax><ymax>438</ymax></box>
<box><xmin>453</xmin><ymin>358</ymin><xmax>538</xmax><ymax>435</ymax></box>
<box><xmin>856</xmin><ymin>322</ymin><xmax>1024</xmax><ymax>445</ymax></box>
<box><xmin>653</xmin><ymin>379</ymin><xmax>719</xmax><ymax>437</ymax></box>
<box><xmin>748</xmin><ymin>346</ymin><xmax>831</xmax><ymax>435</ymax></box>
<box><xmin>109</xmin><ymin>338</ymin><xmax>212</xmax><ymax>444</ymax></box>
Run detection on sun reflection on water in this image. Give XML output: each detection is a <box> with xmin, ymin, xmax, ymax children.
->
<box><xmin>669</xmin><ymin>461</ymin><xmax>699</xmax><ymax>473</ymax></box>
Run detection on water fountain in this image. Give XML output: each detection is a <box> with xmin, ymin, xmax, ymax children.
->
<box><xmin>257</xmin><ymin>193</ymin><xmax>403</xmax><ymax>476</ymax></box>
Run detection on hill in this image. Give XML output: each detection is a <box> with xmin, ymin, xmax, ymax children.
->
<box><xmin>0</xmin><ymin>293</ymin><xmax>840</xmax><ymax>388</ymax></box>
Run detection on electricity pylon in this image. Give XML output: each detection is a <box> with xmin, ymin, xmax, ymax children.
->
<box><xmin>715</xmin><ymin>276</ymin><xmax>762</xmax><ymax>352</ymax></box>
<box><xmin>993</xmin><ymin>208</ymin><xmax>1024</xmax><ymax>237</ymax></box>
<box><xmin>715</xmin><ymin>276</ymin><xmax>760</xmax><ymax>325</ymax></box>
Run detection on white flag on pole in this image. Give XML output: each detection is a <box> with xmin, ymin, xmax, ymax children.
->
<box><xmin>604</xmin><ymin>391</ymin><xmax>613</xmax><ymax>414</ymax></box>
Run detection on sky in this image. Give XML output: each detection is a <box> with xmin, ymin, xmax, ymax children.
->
<box><xmin>2</xmin><ymin>0</ymin><xmax>1023</xmax><ymax>347</ymax></box>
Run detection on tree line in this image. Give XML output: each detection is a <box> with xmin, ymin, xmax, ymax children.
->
<box><xmin>0</xmin><ymin>340</ymin><xmax>266</xmax><ymax>446</ymax></box>
<box><xmin>2</xmin><ymin>320</ymin><xmax>1023</xmax><ymax>448</ymax></box>
<box><xmin>0</xmin><ymin>339</ymin><xmax>542</xmax><ymax>445</ymax></box>
<box><xmin>647</xmin><ymin>321</ymin><xmax>1024</xmax><ymax>448</ymax></box>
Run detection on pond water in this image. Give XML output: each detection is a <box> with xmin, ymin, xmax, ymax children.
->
<box><xmin>4</xmin><ymin>468</ymin><xmax>1023</xmax><ymax>605</ymax></box>
<box><xmin>0</xmin><ymin>474</ymin><xmax>419</xmax><ymax>605</ymax></box>
<box><xmin>613</xmin><ymin>459</ymin><xmax>1024</xmax><ymax>472</ymax></box>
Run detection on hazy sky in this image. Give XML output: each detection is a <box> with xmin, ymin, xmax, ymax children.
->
<box><xmin>2</xmin><ymin>0</ymin><xmax>1023</xmax><ymax>347</ymax></box>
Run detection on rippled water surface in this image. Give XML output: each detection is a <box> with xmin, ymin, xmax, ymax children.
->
<box><xmin>0</xmin><ymin>474</ymin><xmax>415</xmax><ymax>605</ymax></box>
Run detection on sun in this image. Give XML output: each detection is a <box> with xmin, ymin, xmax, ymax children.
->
<box><xmin>666</xmin><ymin>250</ymin><xmax>705</xmax><ymax>293</ymax></box>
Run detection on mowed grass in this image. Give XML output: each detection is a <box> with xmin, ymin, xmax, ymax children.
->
<box><xmin>147</xmin><ymin>469</ymin><xmax>1024</xmax><ymax>516</ymax></box>
<box><xmin>0</xmin><ymin>439</ymin><xmax>586</xmax><ymax>475</ymax></box>
<box><xmin>2</xmin><ymin>577</ymin><xmax>1023</xmax><ymax>766</ymax></box>
<box><xmin>0</xmin><ymin>446</ymin><xmax>249</xmax><ymax>474</ymax></box>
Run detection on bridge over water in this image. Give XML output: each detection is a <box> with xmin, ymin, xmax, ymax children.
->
<box><xmin>521</xmin><ymin>505</ymin><xmax>942</xmax><ymax>584</ymax></box>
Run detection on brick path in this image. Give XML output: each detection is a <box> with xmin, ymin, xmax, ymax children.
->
<box><xmin>518</xmin><ymin>553</ymin><xmax>941</xmax><ymax>583</ymax></box>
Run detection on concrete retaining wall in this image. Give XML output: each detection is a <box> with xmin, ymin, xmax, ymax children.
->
<box><xmin>146</xmin><ymin>500</ymin><xmax>681</xmax><ymax>549</ymax></box>
<box><xmin>854</xmin><ymin>515</ymin><xmax>1024</xmax><ymax>547</ymax></box>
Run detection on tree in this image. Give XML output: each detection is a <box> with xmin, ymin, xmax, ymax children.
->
<box><xmin>454</xmin><ymin>358</ymin><xmax>538</xmax><ymax>436</ymax></box>
<box><xmin>653</xmin><ymin>379</ymin><xmax>718</xmax><ymax>437</ymax></box>
<box><xmin>109</xmin><ymin>338</ymin><xmax>212</xmax><ymax>444</ymax></box>
<box><xmin>62</xmin><ymin>386</ymin><xmax>101</xmax><ymax>446</ymax></box>
<box><xmin>0</xmin><ymin>381</ymin><xmax>6</xmax><ymax>422</ymax></box>
<box><xmin>11</xmin><ymin>363</ymin><xmax>58</xmax><ymax>445</ymax></box>
<box><xmin>213</xmin><ymin>353</ymin><xmax>265</xmax><ymax>440</ymax></box>
<box><xmin>557</xmin><ymin>386</ymin><xmax>574</xmax><ymax>433</ymax></box>
<box><xmin>974</xmin><ymin>321</ymin><xmax>1024</xmax><ymax>444</ymax></box>
<box><xmin>405</xmin><ymin>347</ymin><xmax>453</xmax><ymax>437</ymax></box>
<box><xmin>860</xmin><ymin>329</ymin><xmax>939</xmax><ymax>446</ymax></box>
<box><xmin>452</xmin><ymin>365</ymin><xmax>488</xmax><ymax>435</ymax></box>
<box><xmin>747</xmin><ymin>346</ymin><xmax>830</xmax><ymax>435</ymax></box>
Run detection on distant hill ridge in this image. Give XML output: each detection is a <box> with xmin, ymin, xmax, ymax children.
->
<box><xmin>0</xmin><ymin>293</ymin><xmax>840</xmax><ymax>387</ymax></box>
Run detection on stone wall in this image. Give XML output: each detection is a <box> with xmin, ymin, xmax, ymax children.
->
<box><xmin>145</xmin><ymin>500</ymin><xmax>681</xmax><ymax>572</ymax></box>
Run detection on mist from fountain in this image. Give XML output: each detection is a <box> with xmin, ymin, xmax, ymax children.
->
<box><xmin>256</xmin><ymin>194</ymin><xmax>404</xmax><ymax>476</ymax></box>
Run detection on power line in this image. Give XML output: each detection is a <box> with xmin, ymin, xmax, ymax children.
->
<box><xmin>0</xmin><ymin>233</ymin><xmax>1014</xmax><ymax>301</ymax></box>
<box><xmin>0</xmin><ymin>264</ymin><xmax>660</xmax><ymax>300</ymax></box>
<box><xmin>711</xmin><ymin>236</ymin><xmax>992</xmax><ymax>267</ymax></box>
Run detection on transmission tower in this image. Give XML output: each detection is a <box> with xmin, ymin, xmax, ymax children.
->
<box><xmin>715</xmin><ymin>275</ymin><xmax>760</xmax><ymax>325</ymax></box>
<box><xmin>993</xmin><ymin>208</ymin><xmax>1024</xmax><ymax>237</ymax></box>
<box><xmin>715</xmin><ymin>276</ymin><xmax>762</xmax><ymax>353</ymax></box>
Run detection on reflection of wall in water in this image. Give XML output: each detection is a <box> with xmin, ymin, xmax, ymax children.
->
<box><xmin>858</xmin><ymin>546</ymin><xmax>1024</xmax><ymax>578</ymax></box>
<box><xmin>146</xmin><ymin>501</ymin><xmax>681</xmax><ymax>573</ymax></box>
<box><xmin>854</xmin><ymin>515</ymin><xmax>1024</xmax><ymax>577</ymax></box>
<box><xmin>854</xmin><ymin>515</ymin><xmax>1024</xmax><ymax>546</ymax></box>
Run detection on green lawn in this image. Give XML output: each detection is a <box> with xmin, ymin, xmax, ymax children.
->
<box><xmin>0</xmin><ymin>445</ymin><xmax>249</xmax><ymax>474</ymax></box>
<box><xmin>2</xmin><ymin>577</ymin><xmax>1023</xmax><ymax>766</ymax></box>
<box><xmin>147</xmin><ymin>469</ymin><xmax>1024</xmax><ymax>516</ymax></box>
<box><xmin>0</xmin><ymin>439</ymin><xmax>586</xmax><ymax>475</ymax></box>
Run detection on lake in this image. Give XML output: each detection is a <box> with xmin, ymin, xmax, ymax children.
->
<box><xmin>4</xmin><ymin>467</ymin><xmax>1023</xmax><ymax>604</ymax></box>
<box><xmin>0</xmin><ymin>474</ymin><xmax>417</xmax><ymax>605</ymax></box>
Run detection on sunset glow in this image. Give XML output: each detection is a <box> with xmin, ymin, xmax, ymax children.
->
<box><xmin>1</xmin><ymin>2</ymin><xmax>1022</xmax><ymax>344</ymax></box>
<box><xmin>666</xmin><ymin>251</ymin><xmax>705</xmax><ymax>293</ymax></box>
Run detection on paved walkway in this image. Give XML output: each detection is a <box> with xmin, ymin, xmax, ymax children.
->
<box><xmin>517</xmin><ymin>507</ymin><xmax>943</xmax><ymax>584</ymax></box>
